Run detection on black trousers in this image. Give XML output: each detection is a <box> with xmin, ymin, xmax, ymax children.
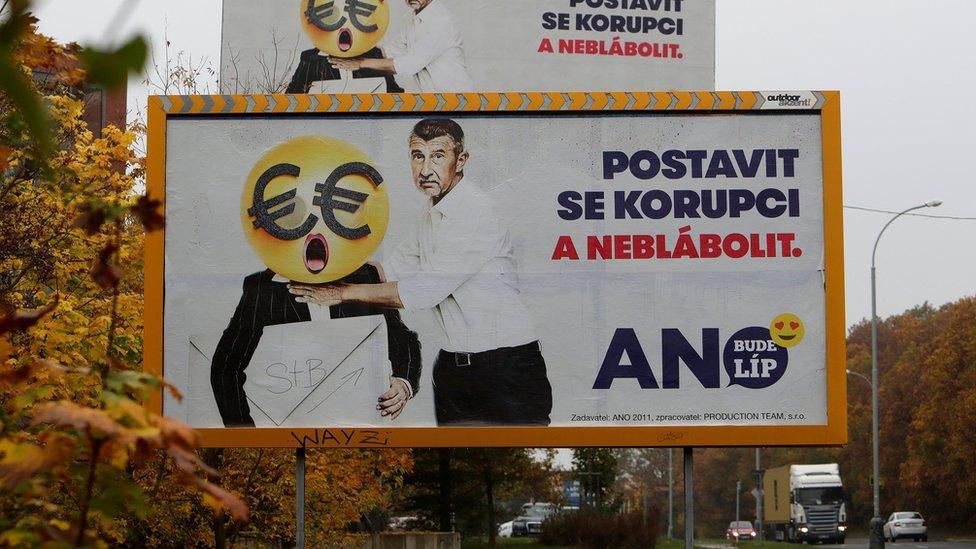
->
<box><xmin>433</xmin><ymin>341</ymin><xmax>552</xmax><ymax>426</ymax></box>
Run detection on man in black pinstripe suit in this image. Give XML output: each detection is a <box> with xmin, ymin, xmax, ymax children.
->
<box><xmin>286</xmin><ymin>47</ymin><xmax>404</xmax><ymax>94</ymax></box>
<box><xmin>210</xmin><ymin>263</ymin><xmax>421</xmax><ymax>427</ymax></box>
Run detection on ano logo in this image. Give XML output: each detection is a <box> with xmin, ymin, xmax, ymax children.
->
<box><xmin>592</xmin><ymin>314</ymin><xmax>804</xmax><ymax>390</ymax></box>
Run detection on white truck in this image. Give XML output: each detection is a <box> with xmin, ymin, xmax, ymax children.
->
<box><xmin>763</xmin><ymin>463</ymin><xmax>848</xmax><ymax>544</ymax></box>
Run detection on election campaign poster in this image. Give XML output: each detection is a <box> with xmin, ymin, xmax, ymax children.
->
<box><xmin>219</xmin><ymin>0</ymin><xmax>715</xmax><ymax>94</ymax></box>
<box><xmin>145</xmin><ymin>91</ymin><xmax>845</xmax><ymax>448</ymax></box>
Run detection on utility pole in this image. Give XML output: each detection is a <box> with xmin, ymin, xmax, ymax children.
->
<box><xmin>668</xmin><ymin>448</ymin><xmax>674</xmax><ymax>539</ymax></box>
<box><xmin>755</xmin><ymin>448</ymin><xmax>764</xmax><ymax>542</ymax></box>
<box><xmin>642</xmin><ymin>467</ymin><xmax>649</xmax><ymax>528</ymax></box>
<box><xmin>296</xmin><ymin>447</ymin><xmax>305</xmax><ymax>549</ymax></box>
<box><xmin>684</xmin><ymin>448</ymin><xmax>693</xmax><ymax>549</ymax></box>
<box><xmin>735</xmin><ymin>479</ymin><xmax>741</xmax><ymax>546</ymax></box>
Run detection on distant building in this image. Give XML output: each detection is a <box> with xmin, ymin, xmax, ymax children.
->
<box><xmin>32</xmin><ymin>63</ymin><xmax>127</xmax><ymax>134</ymax></box>
<box><xmin>81</xmin><ymin>83</ymin><xmax>126</xmax><ymax>136</ymax></box>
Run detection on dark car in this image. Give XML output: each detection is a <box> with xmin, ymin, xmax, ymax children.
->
<box><xmin>726</xmin><ymin>521</ymin><xmax>757</xmax><ymax>541</ymax></box>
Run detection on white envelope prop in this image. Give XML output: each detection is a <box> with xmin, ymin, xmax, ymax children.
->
<box><xmin>308</xmin><ymin>72</ymin><xmax>385</xmax><ymax>94</ymax></box>
<box><xmin>187</xmin><ymin>316</ymin><xmax>391</xmax><ymax>428</ymax></box>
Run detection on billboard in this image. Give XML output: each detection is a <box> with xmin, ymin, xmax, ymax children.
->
<box><xmin>145</xmin><ymin>91</ymin><xmax>846</xmax><ymax>448</ymax></box>
<box><xmin>219</xmin><ymin>0</ymin><xmax>715</xmax><ymax>93</ymax></box>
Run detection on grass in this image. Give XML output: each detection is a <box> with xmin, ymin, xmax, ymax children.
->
<box><xmin>461</xmin><ymin>537</ymin><xmax>571</xmax><ymax>549</ymax></box>
<box><xmin>657</xmin><ymin>538</ymin><xmax>738</xmax><ymax>549</ymax></box>
<box><xmin>695</xmin><ymin>539</ymin><xmax>801</xmax><ymax>549</ymax></box>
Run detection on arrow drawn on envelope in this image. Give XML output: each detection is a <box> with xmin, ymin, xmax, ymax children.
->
<box><xmin>241</xmin><ymin>316</ymin><xmax>383</xmax><ymax>426</ymax></box>
<box><xmin>307</xmin><ymin>367</ymin><xmax>365</xmax><ymax>413</ymax></box>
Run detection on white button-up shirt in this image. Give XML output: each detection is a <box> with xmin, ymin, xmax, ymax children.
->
<box><xmin>381</xmin><ymin>179</ymin><xmax>537</xmax><ymax>353</ymax></box>
<box><xmin>385</xmin><ymin>0</ymin><xmax>475</xmax><ymax>92</ymax></box>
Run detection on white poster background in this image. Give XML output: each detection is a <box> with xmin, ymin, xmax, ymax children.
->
<box><xmin>219</xmin><ymin>0</ymin><xmax>715</xmax><ymax>92</ymax></box>
<box><xmin>163</xmin><ymin>112</ymin><xmax>826</xmax><ymax>428</ymax></box>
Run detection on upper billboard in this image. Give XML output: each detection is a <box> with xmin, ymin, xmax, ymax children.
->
<box><xmin>219</xmin><ymin>0</ymin><xmax>716</xmax><ymax>93</ymax></box>
<box><xmin>146</xmin><ymin>91</ymin><xmax>844</xmax><ymax>448</ymax></box>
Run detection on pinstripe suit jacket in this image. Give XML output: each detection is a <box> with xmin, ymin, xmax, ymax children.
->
<box><xmin>210</xmin><ymin>264</ymin><xmax>421</xmax><ymax>427</ymax></box>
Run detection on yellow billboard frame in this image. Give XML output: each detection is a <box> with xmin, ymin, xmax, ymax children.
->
<box><xmin>145</xmin><ymin>90</ymin><xmax>845</xmax><ymax>448</ymax></box>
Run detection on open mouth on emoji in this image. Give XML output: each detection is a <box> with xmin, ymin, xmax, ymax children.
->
<box><xmin>778</xmin><ymin>334</ymin><xmax>796</xmax><ymax>341</ymax></box>
<box><xmin>304</xmin><ymin>234</ymin><xmax>329</xmax><ymax>274</ymax></box>
<box><xmin>338</xmin><ymin>29</ymin><xmax>353</xmax><ymax>52</ymax></box>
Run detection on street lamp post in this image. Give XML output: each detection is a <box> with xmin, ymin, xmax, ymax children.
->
<box><xmin>869</xmin><ymin>200</ymin><xmax>941</xmax><ymax>520</ymax></box>
<box><xmin>846</xmin><ymin>369</ymin><xmax>871</xmax><ymax>389</ymax></box>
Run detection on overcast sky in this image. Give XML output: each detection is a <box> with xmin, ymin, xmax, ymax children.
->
<box><xmin>31</xmin><ymin>0</ymin><xmax>976</xmax><ymax>330</ymax></box>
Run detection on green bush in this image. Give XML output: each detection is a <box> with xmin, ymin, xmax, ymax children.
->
<box><xmin>539</xmin><ymin>510</ymin><xmax>660</xmax><ymax>548</ymax></box>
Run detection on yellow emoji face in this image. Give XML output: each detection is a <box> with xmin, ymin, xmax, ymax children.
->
<box><xmin>300</xmin><ymin>0</ymin><xmax>390</xmax><ymax>58</ymax></box>
<box><xmin>769</xmin><ymin>313</ymin><xmax>805</xmax><ymax>348</ymax></box>
<box><xmin>241</xmin><ymin>136</ymin><xmax>388</xmax><ymax>283</ymax></box>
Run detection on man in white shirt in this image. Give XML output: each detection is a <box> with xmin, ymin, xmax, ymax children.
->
<box><xmin>290</xmin><ymin>118</ymin><xmax>552</xmax><ymax>425</ymax></box>
<box><xmin>327</xmin><ymin>0</ymin><xmax>475</xmax><ymax>92</ymax></box>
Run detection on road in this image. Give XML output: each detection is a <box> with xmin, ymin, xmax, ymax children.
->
<box><xmin>836</xmin><ymin>539</ymin><xmax>976</xmax><ymax>549</ymax></box>
<box><xmin>701</xmin><ymin>539</ymin><xmax>976</xmax><ymax>549</ymax></box>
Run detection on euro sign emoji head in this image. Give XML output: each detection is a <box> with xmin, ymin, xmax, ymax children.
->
<box><xmin>241</xmin><ymin>136</ymin><xmax>389</xmax><ymax>283</ymax></box>
<box><xmin>300</xmin><ymin>0</ymin><xmax>390</xmax><ymax>58</ymax></box>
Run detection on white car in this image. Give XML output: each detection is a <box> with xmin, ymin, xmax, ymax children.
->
<box><xmin>387</xmin><ymin>516</ymin><xmax>418</xmax><ymax>531</ymax></box>
<box><xmin>511</xmin><ymin>502</ymin><xmax>558</xmax><ymax>536</ymax></box>
<box><xmin>498</xmin><ymin>520</ymin><xmax>513</xmax><ymax>538</ymax></box>
<box><xmin>883</xmin><ymin>511</ymin><xmax>927</xmax><ymax>542</ymax></box>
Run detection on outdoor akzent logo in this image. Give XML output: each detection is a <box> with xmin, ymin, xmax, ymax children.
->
<box><xmin>766</xmin><ymin>93</ymin><xmax>813</xmax><ymax>107</ymax></box>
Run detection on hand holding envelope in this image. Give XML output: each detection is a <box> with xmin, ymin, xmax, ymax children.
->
<box><xmin>377</xmin><ymin>377</ymin><xmax>411</xmax><ymax>419</ymax></box>
<box><xmin>188</xmin><ymin>316</ymin><xmax>394</xmax><ymax>428</ymax></box>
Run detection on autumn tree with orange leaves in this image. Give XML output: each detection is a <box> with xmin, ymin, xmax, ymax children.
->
<box><xmin>2</xmin><ymin>3</ymin><xmax>418</xmax><ymax>546</ymax></box>
<box><xmin>667</xmin><ymin>297</ymin><xmax>976</xmax><ymax>537</ymax></box>
<box><xmin>0</xmin><ymin>2</ymin><xmax>247</xmax><ymax>546</ymax></box>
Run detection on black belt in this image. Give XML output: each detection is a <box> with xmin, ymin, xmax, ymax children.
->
<box><xmin>439</xmin><ymin>341</ymin><xmax>540</xmax><ymax>368</ymax></box>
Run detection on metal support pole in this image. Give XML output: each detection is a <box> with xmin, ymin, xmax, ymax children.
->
<box><xmin>756</xmin><ymin>448</ymin><xmax>763</xmax><ymax>542</ymax></box>
<box><xmin>642</xmin><ymin>469</ymin><xmax>649</xmax><ymax>528</ymax></box>
<box><xmin>735</xmin><ymin>479</ymin><xmax>741</xmax><ymax>546</ymax></box>
<box><xmin>684</xmin><ymin>447</ymin><xmax>693</xmax><ymax>549</ymax></box>
<box><xmin>668</xmin><ymin>448</ymin><xmax>674</xmax><ymax>540</ymax></box>
<box><xmin>870</xmin><ymin>264</ymin><xmax>881</xmax><ymax>520</ymax></box>
<box><xmin>296</xmin><ymin>447</ymin><xmax>306</xmax><ymax>549</ymax></box>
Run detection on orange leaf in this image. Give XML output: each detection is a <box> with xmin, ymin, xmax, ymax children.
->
<box><xmin>0</xmin><ymin>335</ymin><xmax>12</xmax><ymax>362</ymax></box>
<box><xmin>91</xmin><ymin>244</ymin><xmax>121</xmax><ymax>289</ymax></box>
<box><xmin>0</xmin><ymin>441</ymin><xmax>47</xmax><ymax>489</ymax></box>
<box><xmin>31</xmin><ymin>401</ymin><xmax>122</xmax><ymax>438</ymax></box>
<box><xmin>0</xmin><ymin>298</ymin><xmax>58</xmax><ymax>335</ymax></box>
<box><xmin>0</xmin><ymin>362</ymin><xmax>31</xmax><ymax>386</ymax></box>
<box><xmin>131</xmin><ymin>195</ymin><xmax>165</xmax><ymax>232</ymax></box>
<box><xmin>152</xmin><ymin>414</ymin><xmax>197</xmax><ymax>450</ymax></box>
<box><xmin>0</xmin><ymin>434</ymin><xmax>73</xmax><ymax>489</ymax></box>
<box><xmin>72</xmin><ymin>202</ymin><xmax>107</xmax><ymax>236</ymax></box>
<box><xmin>0</xmin><ymin>358</ymin><xmax>69</xmax><ymax>387</ymax></box>
<box><xmin>162</xmin><ymin>378</ymin><xmax>184</xmax><ymax>402</ymax></box>
<box><xmin>165</xmin><ymin>445</ymin><xmax>215</xmax><ymax>478</ymax></box>
<box><xmin>194</xmin><ymin>476</ymin><xmax>249</xmax><ymax>522</ymax></box>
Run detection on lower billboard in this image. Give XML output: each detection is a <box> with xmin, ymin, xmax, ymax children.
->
<box><xmin>146</xmin><ymin>91</ymin><xmax>846</xmax><ymax>447</ymax></box>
